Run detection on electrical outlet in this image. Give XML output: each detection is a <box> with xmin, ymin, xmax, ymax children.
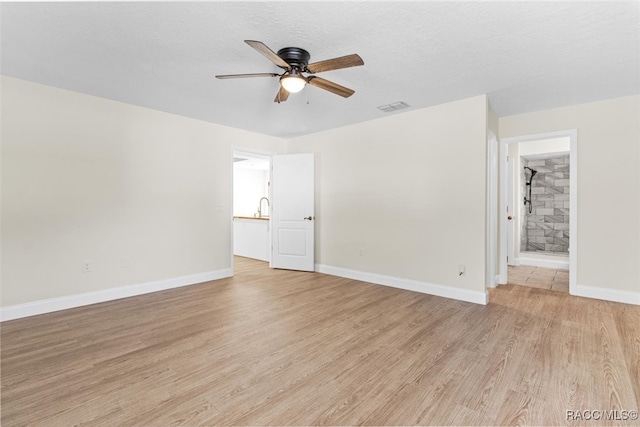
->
<box><xmin>83</xmin><ymin>261</ymin><xmax>93</xmax><ymax>273</ymax></box>
<box><xmin>458</xmin><ymin>264</ymin><xmax>465</xmax><ymax>276</ymax></box>
<box><xmin>358</xmin><ymin>247</ymin><xmax>364</xmax><ymax>256</ymax></box>
<box><xmin>121</xmin><ymin>257</ymin><xmax>131</xmax><ymax>268</ymax></box>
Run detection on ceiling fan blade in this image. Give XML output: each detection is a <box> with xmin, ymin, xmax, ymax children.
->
<box><xmin>307</xmin><ymin>76</ymin><xmax>355</xmax><ymax>98</ymax></box>
<box><xmin>245</xmin><ymin>40</ymin><xmax>291</xmax><ymax>69</ymax></box>
<box><xmin>215</xmin><ymin>73</ymin><xmax>279</xmax><ymax>79</ymax></box>
<box><xmin>306</xmin><ymin>54</ymin><xmax>364</xmax><ymax>74</ymax></box>
<box><xmin>274</xmin><ymin>86</ymin><xmax>290</xmax><ymax>103</ymax></box>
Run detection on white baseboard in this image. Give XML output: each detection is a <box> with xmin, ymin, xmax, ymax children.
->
<box><xmin>517</xmin><ymin>256</ymin><xmax>569</xmax><ymax>270</ymax></box>
<box><xmin>315</xmin><ymin>264</ymin><xmax>487</xmax><ymax>305</ymax></box>
<box><xmin>489</xmin><ymin>274</ymin><xmax>500</xmax><ymax>288</ymax></box>
<box><xmin>499</xmin><ymin>270</ymin><xmax>508</xmax><ymax>285</ymax></box>
<box><xmin>486</xmin><ymin>274</ymin><xmax>499</xmax><ymax>289</ymax></box>
<box><xmin>0</xmin><ymin>268</ymin><xmax>233</xmax><ymax>322</ymax></box>
<box><xmin>571</xmin><ymin>284</ymin><xmax>640</xmax><ymax>306</ymax></box>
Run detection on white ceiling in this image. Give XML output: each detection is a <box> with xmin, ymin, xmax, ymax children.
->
<box><xmin>2</xmin><ymin>2</ymin><xmax>638</xmax><ymax>139</ymax></box>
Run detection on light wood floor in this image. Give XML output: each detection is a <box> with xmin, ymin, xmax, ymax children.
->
<box><xmin>2</xmin><ymin>257</ymin><xmax>639</xmax><ymax>426</ymax></box>
<box><xmin>508</xmin><ymin>264</ymin><xmax>569</xmax><ymax>292</ymax></box>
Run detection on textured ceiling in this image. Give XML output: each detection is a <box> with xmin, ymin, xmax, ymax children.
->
<box><xmin>2</xmin><ymin>2</ymin><xmax>638</xmax><ymax>139</ymax></box>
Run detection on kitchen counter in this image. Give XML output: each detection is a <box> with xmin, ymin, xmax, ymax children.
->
<box><xmin>234</xmin><ymin>216</ymin><xmax>270</xmax><ymax>221</ymax></box>
<box><xmin>234</xmin><ymin>217</ymin><xmax>270</xmax><ymax>261</ymax></box>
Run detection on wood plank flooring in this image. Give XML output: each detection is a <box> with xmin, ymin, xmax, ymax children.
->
<box><xmin>2</xmin><ymin>257</ymin><xmax>639</xmax><ymax>426</ymax></box>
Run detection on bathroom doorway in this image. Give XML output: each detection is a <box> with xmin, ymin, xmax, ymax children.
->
<box><xmin>232</xmin><ymin>150</ymin><xmax>271</xmax><ymax>264</ymax></box>
<box><xmin>499</xmin><ymin>130</ymin><xmax>577</xmax><ymax>293</ymax></box>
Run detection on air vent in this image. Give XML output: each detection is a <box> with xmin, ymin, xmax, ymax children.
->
<box><xmin>377</xmin><ymin>101</ymin><xmax>410</xmax><ymax>113</ymax></box>
<box><xmin>378</xmin><ymin>105</ymin><xmax>396</xmax><ymax>113</ymax></box>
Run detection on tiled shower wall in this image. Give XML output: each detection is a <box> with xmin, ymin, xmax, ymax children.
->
<box><xmin>520</xmin><ymin>154</ymin><xmax>570</xmax><ymax>254</ymax></box>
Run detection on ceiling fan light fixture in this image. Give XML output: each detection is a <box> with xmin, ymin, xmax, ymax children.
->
<box><xmin>217</xmin><ymin>40</ymin><xmax>363</xmax><ymax>102</ymax></box>
<box><xmin>280</xmin><ymin>70</ymin><xmax>306</xmax><ymax>93</ymax></box>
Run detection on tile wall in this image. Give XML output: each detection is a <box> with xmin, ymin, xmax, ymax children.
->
<box><xmin>520</xmin><ymin>153</ymin><xmax>570</xmax><ymax>255</ymax></box>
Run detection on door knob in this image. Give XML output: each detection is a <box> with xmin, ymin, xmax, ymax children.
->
<box><xmin>507</xmin><ymin>216</ymin><xmax>513</xmax><ymax>220</ymax></box>
<box><xmin>304</xmin><ymin>216</ymin><xmax>314</xmax><ymax>221</ymax></box>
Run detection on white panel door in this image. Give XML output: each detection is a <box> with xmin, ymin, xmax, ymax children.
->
<box><xmin>271</xmin><ymin>153</ymin><xmax>315</xmax><ymax>271</ymax></box>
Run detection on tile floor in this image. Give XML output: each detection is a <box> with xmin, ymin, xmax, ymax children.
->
<box><xmin>507</xmin><ymin>265</ymin><xmax>569</xmax><ymax>292</ymax></box>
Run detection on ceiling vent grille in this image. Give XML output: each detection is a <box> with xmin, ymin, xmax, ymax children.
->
<box><xmin>377</xmin><ymin>101</ymin><xmax>410</xmax><ymax>113</ymax></box>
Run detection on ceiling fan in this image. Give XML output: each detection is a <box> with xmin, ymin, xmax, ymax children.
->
<box><xmin>216</xmin><ymin>40</ymin><xmax>364</xmax><ymax>103</ymax></box>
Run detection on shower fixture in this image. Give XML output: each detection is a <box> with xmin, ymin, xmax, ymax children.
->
<box><xmin>523</xmin><ymin>166</ymin><xmax>537</xmax><ymax>213</ymax></box>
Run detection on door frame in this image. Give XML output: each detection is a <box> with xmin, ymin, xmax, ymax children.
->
<box><xmin>496</xmin><ymin>130</ymin><xmax>578</xmax><ymax>292</ymax></box>
<box><xmin>486</xmin><ymin>131</ymin><xmax>498</xmax><ymax>289</ymax></box>
<box><xmin>230</xmin><ymin>147</ymin><xmax>275</xmax><ymax>273</ymax></box>
<box><xmin>506</xmin><ymin>156</ymin><xmax>516</xmax><ymax>266</ymax></box>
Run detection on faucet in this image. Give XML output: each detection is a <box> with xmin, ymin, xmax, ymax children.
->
<box><xmin>258</xmin><ymin>197</ymin><xmax>270</xmax><ymax>218</ymax></box>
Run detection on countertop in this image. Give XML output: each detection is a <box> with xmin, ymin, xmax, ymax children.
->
<box><xmin>234</xmin><ymin>216</ymin><xmax>270</xmax><ymax>221</ymax></box>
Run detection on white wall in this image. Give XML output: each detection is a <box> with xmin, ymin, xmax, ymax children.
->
<box><xmin>287</xmin><ymin>95</ymin><xmax>488</xmax><ymax>296</ymax></box>
<box><xmin>500</xmin><ymin>95</ymin><xmax>640</xmax><ymax>294</ymax></box>
<box><xmin>1</xmin><ymin>76</ymin><xmax>285</xmax><ymax>307</ymax></box>
<box><xmin>519</xmin><ymin>137</ymin><xmax>569</xmax><ymax>157</ymax></box>
<box><xmin>233</xmin><ymin>167</ymin><xmax>269</xmax><ymax>217</ymax></box>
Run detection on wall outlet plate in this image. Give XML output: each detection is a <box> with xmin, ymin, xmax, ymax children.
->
<box><xmin>83</xmin><ymin>261</ymin><xmax>93</xmax><ymax>273</ymax></box>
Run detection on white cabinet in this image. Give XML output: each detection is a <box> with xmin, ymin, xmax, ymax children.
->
<box><xmin>233</xmin><ymin>218</ymin><xmax>270</xmax><ymax>262</ymax></box>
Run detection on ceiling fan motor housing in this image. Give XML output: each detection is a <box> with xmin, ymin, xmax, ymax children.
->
<box><xmin>277</xmin><ymin>47</ymin><xmax>310</xmax><ymax>69</ymax></box>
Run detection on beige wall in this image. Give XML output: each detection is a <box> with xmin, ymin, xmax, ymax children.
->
<box><xmin>1</xmin><ymin>77</ymin><xmax>285</xmax><ymax>306</ymax></box>
<box><xmin>500</xmin><ymin>95</ymin><xmax>640</xmax><ymax>293</ymax></box>
<box><xmin>6</xmin><ymin>75</ymin><xmax>634</xmax><ymax>309</ymax></box>
<box><xmin>287</xmin><ymin>95</ymin><xmax>488</xmax><ymax>293</ymax></box>
<box><xmin>488</xmin><ymin>106</ymin><xmax>499</xmax><ymax>138</ymax></box>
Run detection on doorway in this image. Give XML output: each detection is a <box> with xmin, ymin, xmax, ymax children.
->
<box><xmin>232</xmin><ymin>150</ymin><xmax>272</xmax><ymax>266</ymax></box>
<box><xmin>498</xmin><ymin>130</ymin><xmax>577</xmax><ymax>293</ymax></box>
<box><xmin>231</xmin><ymin>150</ymin><xmax>316</xmax><ymax>274</ymax></box>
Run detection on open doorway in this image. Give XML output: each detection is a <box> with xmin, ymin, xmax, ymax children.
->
<box><xmin>232</xmin><ymin>151</ymin><xmax>271</xmax><ymax>267</ymax></box>
<box><xmin>498</xmin><ymin>130</ymin><xmax>577</xmax><ymax>294</ymax></box>
<box><xmin>231</xmin><ymin>151</ymin><xmax>316</xmax><ymax>274</ymax></box>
